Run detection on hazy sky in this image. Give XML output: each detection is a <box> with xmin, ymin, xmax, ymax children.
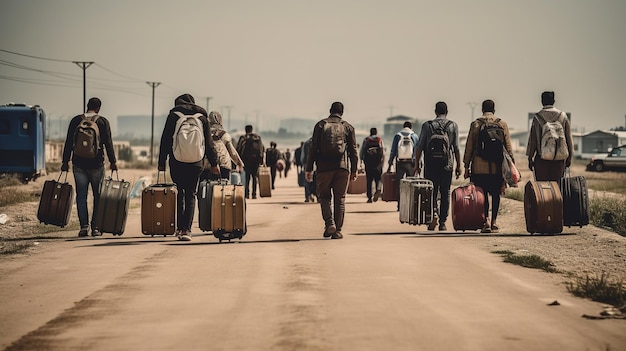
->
<box><xmin>1</xmin><ymin>0</ymin><xmax>625</xmax><ymax>134</ymax></box>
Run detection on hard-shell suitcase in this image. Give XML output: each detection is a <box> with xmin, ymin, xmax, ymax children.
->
<box><xmin>399</xmin><ymin>177</ymin><xmax>433</xmax><ymax>226</ymax></box>
<box><xmin>211</xmin><ymin>183</ymin><xmax>246</xmax><ymax>241</ymax></box>
<box><xmin>94</xmin><ymin>171</ymin><xmax>131</xmax><ymax>235</ymax></box>
<box><xmin>197</xmin><ymin>179</ymin><xmax>220</xmax><ymax>232</ymax></box>
<box><xmin>37</xmin><ymin>171</ymin><xmax>74</xmax><ymax>227</ymax></box>
<box><xmin>230</xmin><ymin>171</ymin><xmax>242</xmax><ymax>185</ymax></box>
<box><xmin>347</xmin><ymin>169</ymin><xmax>367</xmax><ymax>194</ymax></box>
<box><xmin>559</xmin><ymin>171</ymin><xmax>589</xmax><ymax>228</ymax></box>
<box><xmin>451</xmin><ymin>183</ymin><xmax>485</xmax><ymax>231</ymax></box>
<box><xmin>141</xmin><ymin>172</ymin><xmax>177</xmax><ymax>237</ymax></box>
<box><xmin>524</xmin><ymin>180</ymin><xmax>563</xmax><ymax>234</ymax></box>
<box><xmin>382</xmin><ymin>172</ymin><xmax>397</xmax><ymax>202</ymax></box>
<box><xmin>259</xmin><ymin>166</ymin><xmax>272</xmax><ymax>197</ymax></box>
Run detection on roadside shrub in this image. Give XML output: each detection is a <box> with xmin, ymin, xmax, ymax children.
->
<box><xmin>590</xmin><ymin>196</ymin><xmax>626</xmax><ymax>237</ymax></box>
<box><xmin>567</xmin><ymin>273</ymin><xmax>626</xmax><ymax>307</ymax></box>
<box><xmin>0</xmin><ymin>189</ymin><xmax>38</xmax><ymax>208</ymax></box>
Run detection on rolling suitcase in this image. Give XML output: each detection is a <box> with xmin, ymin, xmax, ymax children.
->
<box><xmin>211</xmin><ymin>183</ymin><xmax>246</xmax><ymax>241</ymax></box>
<box><xmin>347</xmin><ymin>169</ymin><xmax>367</xmax><ymax>194</ymax></box>
<box><xmin>197</xmin><ymin>179</ymin><xmax>220</xmax><ymax>232</ymax></box>
<box><xmin>230</xmin><ymin>171</ymin><xmax>242</xmax><ymax>185</ymax></box>
<box><xmin>93</xmin><ymin>171</ymin><xmax>131</xmax><ymax>235</ymax></box>
<box><xmin>382</xmin><ymin>171</ymin><xmax>397</xmax><ymax>202</ymax></box>
<box><xmin>524</xmin><ymin>180</ymin><xmax>563</xmax><ymax>234</ymax></box>
<box><xmin>558</xmin><ymin>170</ymin><xmax>589</xmax><ymax>228</ymax></box>
<box><xmin>141</xmin><ymin>172</ymin><xmax>177</xmax><ymax>237</ymax></box>
<box><xmin>258</xmin><ymin>166</ymin><xmax>272</xmax><ymax>197</ymax></box>
<box><xmin>451</xmin><ymin>183</ymin><xmax>485</xmax><ymax>231</ymax></box>
<box><xmin>399</xmin><ymin>177</ymin><xmax>433</xmax><ymax>226</ymax></box>
<box><xmin>37</xmin><ymin>171</ymin><xmax>74</xmax><ymax>227</ymax></box>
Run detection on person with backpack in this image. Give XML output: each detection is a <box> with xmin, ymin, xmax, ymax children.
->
<box><xmin>61</xmin><ymin>97</ymin><xmax>117</xmax><ymax>237</ymax></box>
<box><xmin>387</xmin><ymin>121</ymin><xmax>419</xmax><ymax>210</ymax></box>
<box><xmin>301</xmin><ymin>137</ymin><xmax>316</xmax><ymax>202</ymax></box>
<box><xmin>414</xmin><ymin>102</ymin><xmax>462</xmax><ymax>231</ymax></box>
<box><xmin>158</xmin><ymin>94</ymin><xmax>219</xmax><ymax>241</ymax></box>
<box><xmin>204</xmin><ymin>110</ymin><xmax>244</xmax><ymax>180</ymax></box>
<box><xmin>265</xmin><ymin>141</ymin><xmax>282</xmax><ymax>189</ymax></box>
<box><xmin>526</xmin><ymin>91</ymin><xmax>573</xmax><ymax>181</ymax></box>
<box><xmin>236</xmin><ymin>125</ymin><xmax>265</xmax><ymax>199</ymax></box>
<box><xmin>463</xmin><ymin>99</ymin><xmax>514</xmax><ymax>233</ymax></box>
<box><xmin>359</xmin><ymin>127</ymin><xmax>385</xmax><ymax>203</ymax></box>
<box><xmin>305</xmin><ymin>102</ymin><xmax>358</xmax><ymax>239</ymax></box>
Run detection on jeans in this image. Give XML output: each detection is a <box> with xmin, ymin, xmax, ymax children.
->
<box><xmin>395</xmin><ymin>161</ymin><xmax>414</xmax><ymax>208</ymax></box>
<box><xmin>316</xmin><ymin>169</ymin><xmax>350</xmax><ymax>231</ymax></box>
<box><xmin>170</xmin><ymin>161</ymin><xmax>202</xmax><ymax>231</ymax></box>
<box><xmin>244</xmin><ymin>163</ymin><xmax>259</xmax><ymax>197</ymax></box>
<box><xmin>73</xmin><ymin>165</ymin><xmax>105</xmax><ymax>228</ymax></box>
<box><xmin>424</xmin><ymin>166</ymin><xmax>452</xmax><ymax>223</ymax></box>
<box><xmin>365</xmin><ymin>165</ymin><xmax>382</xmax><ymax>200</ymax></box>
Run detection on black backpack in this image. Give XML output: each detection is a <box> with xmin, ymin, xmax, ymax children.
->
<box><xmin>476</xmin><ymin>118</ymin><xmax>505</xmax><ymax>163</ymax></box>
<box><xmin>425</xmin><ymin>119</ymin><xmax>451</xmax><ymax>164</ymax></box>
<box><xmin>319</xmin><ymin>118</ymin><xmax>346</xmax><ymax>159</ymax></box>
<box><xmin>363</xmin><ymin>136</ymin><xmax>383</xmax><ymax>165</ymax></box>
<box><xmin>241</xmin><ymin>134</ymin><xmax>263</xmax><ymax>163</ymax></box>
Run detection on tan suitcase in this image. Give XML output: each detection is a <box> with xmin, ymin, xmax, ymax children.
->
<box><xmin>141</xmin><ymin>179</ymin><xmax>177</xmax><ymax>237</ymax></box>
<box><xmin>258</xmin><ymin>166</ymin><xmax>272</xmax><ymax>197</ymax></box>
<box><xmin>211</xmin><ymin>183</ymin><xmax>246</xmax><ymax>241</ymax></box>
<box><xmin>347</xmin><ymin>169</ymin><xmax>367</xmax><ymax>194</ymax></box>
<box><xmin>524</xmin><ymin>180</ymin><xmax>563</xmax><ymax>234</ymax></box>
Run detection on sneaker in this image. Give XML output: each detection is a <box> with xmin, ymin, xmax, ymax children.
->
<box><xmin>252</xmin><ymin>194</ymin><xmax>257</xmax><ymax>199</ymax></box>
<box><xmin>324</xmin><ymin>224</ymin><xmax>337</xmax><ymax>238</ymax></box>
<box><xmin>367</xmin><ymin>198</ymin><xmax>373</xmax><ymax>203</ymax></box>
<box><xmin>305</xmin><ymin>198</ymin><xmax>310</xmax><ymax>203</ymax></box>
<box><xmin>245</xmin><ymin>194</ymin><xmax>250</xmax><ymax>199</ymax></box>
<box><xmin>491</xmin><ymin>224</ymin><xmax>499</xmax><ymax>233</ymax></box>
<box><xmin>91</xmin><ymin>229</ymin><xmax>102</xmax><ymax>237</ymax></box>
<box><xmin>373</xmin><ymin>190</ymin><xmax>381</xmax><ymax>202</ymax></box>
<box><xmin>331</xmin><ymin>231</ymin><xmax>343</xmax><ymax>239</ymax></box>
<box><xmin>438</xmin><ymin>223</ymin><xmax>447</xmax><ymax>231</ymax></box>
<box><xmin>78</xmin><ymin>226</ymin><xmax>89</xmax><ymax>237</ymax></box>
<box><xmin>427</xmin><ymin>218</ymin><xmax>437</xmax><ymax>231</ymax></box>
<box><xmin>481</xmin><ymin>223</ymin><xmax>492</xmax><ymax>233</ymax></box>
<box><xmin>180</xmin><ymin>230</ymin><xmax>192</xmax><ymax>241</ymax></box>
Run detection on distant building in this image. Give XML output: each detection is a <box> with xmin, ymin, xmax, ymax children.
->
<box><xmin>280</xmin><ymin>118</ymin><xmax>317</xmax><ymax>135</ymax></box>
<box><xmin>573</xmin><ymin>130</ymin><xmax>626</xmax><ymax>159</ymax></box>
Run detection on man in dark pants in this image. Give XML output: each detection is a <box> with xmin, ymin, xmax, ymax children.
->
<box><xmin>387</xmin><ymin>121</ymin><xmax>418</xmax><ymax>210</ymax></box>
<box><xmin>414</xmin><ymin>101</ymin><xmax>462</xmax><ymax>231</ymax></box>
<box><xmin>237</xmin><ymin>125</ymin><xmax>265</xmax><ymax>199</ymax></box>
<box><xmin>359</xmin><ymin>127</ymin><xmax>385</xmax><ymax>203</ymax></box>
<box><xmin>61</xmin><ymin>97</ymin><xmax>117</xmax><ymax>237</ymax></box>
<box><xmin>158</xmin><ymin>94</ymin><xmax>219</xmax><ymax>241</ymax></box>
<box><xmin>305</xmin><ymin>102</ymin><xmax>358</xmax><ymax>239</ymax></box>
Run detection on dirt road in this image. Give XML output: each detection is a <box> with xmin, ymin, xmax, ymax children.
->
<box><xmin>1</xmin><ymin>174</ymin><xmax>625</xmax><ymax>350</ymax></box>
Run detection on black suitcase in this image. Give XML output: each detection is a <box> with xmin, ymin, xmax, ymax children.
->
<box><xmin>37</xmin><ymin>172</ymin><xmax>75</xmax><ymax>227</ymax></box>
<box><xmin>197</xmin><ymin>179</ymin><xmax>220</xmax><ymax>232</ymax></box>
<box><xmin>94</xmin><ymin>171</ymin><xmax>131</xmax><ymax>235</ymax></box>
<box><xmin>558</xmin><ymin>171</ymin><xmax>589</xmax><ymax>228</ymax></box>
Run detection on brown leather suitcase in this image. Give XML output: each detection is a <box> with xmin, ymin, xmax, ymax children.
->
<box><xmin>524</xmin><ymin>180</ymin><xmax>563</xmax><ymax>234</ymax></box>
<box><xmin>94</xmin><ymin>171</ymin><xmax>131</xmax><ymax>235</ymax></box>
<box><xmin>211</xmin><ymin>183</ymin><xmax>246</xmax><ymax>241</ymax></box>
<box><xmin>451</xmin><ymin>183</ymin><xmax>485</xmax><ymax>231</ymax></box>
<box><xmin>37</xmin><ymin>172</ymin><xmax>74</xmax><ymax>228</ymax></box>
<box><xmin>258</xmin><ymin>166</ymin><xmax>272</xmax><ymax>197</ymax></box>
<box><xmin>141</xmin><ymin>175</ymin><xmax>177</xmax><ymax>237</ymax></box>
<box><xmin>382</xmin><ymin>171</ymin><xmax>397</xmax><ymax>202</ymax></box>
<box><xmin>347</xmin><ymin>169</ymin><xmax>367</xmax><ymax>194</ymax></box>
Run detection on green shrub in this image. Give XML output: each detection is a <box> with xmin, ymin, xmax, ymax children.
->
<box><xmin>567</xmin><ymin>273</ymin><xmax>626</xmax><ymax>307</ymax></box>
<box><xmin>590</xmin><ymin>196</ymin><xmax>626</xmax><ymax>237</ymax></box>
<box><xmin>0</xmin><ymin>189</ymin><xmax>38</xmax><ymax>208</ymax></box>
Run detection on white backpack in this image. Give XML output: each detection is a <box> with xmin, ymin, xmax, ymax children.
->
<box><xmin>396</xmin><ymin>132</ymin><xmax>414</xmax><ymax>160</ymax></box>
<box><xmin>536</xmin><ymin>113</ymin><xmax>569</xmax><ymax>161</ymax></box>
<box><xmin>172</xmin><ymin>111</ymin><xmax>205</xmax><ymax>163</ymax></box>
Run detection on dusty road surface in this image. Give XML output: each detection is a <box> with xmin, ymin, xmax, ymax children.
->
<box><xmin>1</xmin><ymin>174</ymin><xmax>625</xmax><ymax>351</ymax></box>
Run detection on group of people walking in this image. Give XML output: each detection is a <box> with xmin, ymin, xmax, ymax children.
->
<box><xmin>59</xmin><ymin>91</ymin><xmax>572</xmax><ymax>241</ymax></box>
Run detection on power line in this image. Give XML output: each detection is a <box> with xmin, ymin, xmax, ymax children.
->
<box><xmin>0</xmin><ymin>49</ymin><xmax>73</xmax><ymax>62</ymax></box>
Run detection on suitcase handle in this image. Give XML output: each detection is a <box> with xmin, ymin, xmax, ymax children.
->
<box><xmin>108</xmin><ymin>170</ymin><xmax>120</xmax><ymax>181</ymax></box>
<box><xmin>58</xmin><ymin>171</ymin><xmax>70</xmax><ymax>183</ymax></box>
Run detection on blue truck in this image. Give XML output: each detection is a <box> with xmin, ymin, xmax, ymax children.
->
<box><xmin>0</xmin><ymin>103</ymin><xmax>46</xmax><ymax>183</ymax></box>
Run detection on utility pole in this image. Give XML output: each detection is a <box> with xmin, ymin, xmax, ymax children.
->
<box><xmin>467</xmin><ymin>102</ymin><xmax>478</xmax><ymax>127</ymax></box>
<box><xmin>73</xmin><ymin>61</ymin><xmax>94</xmax><ymax>111</ymax></box>
<box><xmin>254</xmin><ymin>110</ymin><xmax>261</xmax><ymax>131</ymax></box>
<box><xmin>222</xmin><ymin>105</ymin><xmax>233</xmax><ymax>132</ymax></box>
<box><xmin>146</xmin><ymin>82</ymin><xmax>161</xmax><ymax>165</ymax></box>
<box><xmin>206</xmin><ymin>97</ymin><xmax>213</xmax><ymax>112</ymax></box>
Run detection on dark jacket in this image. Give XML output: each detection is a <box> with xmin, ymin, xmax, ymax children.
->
<box><xmin>158</xmin><ymin>94</ymin><xmax>218</xmax><ymax>169</ymax></box>
<box><xmin>62</xmin><ymin>112</ymin><xmax>116</xmax><ymax>169</ymax></box>
<box><xmin>305</xmin><ymin>114</ymin><xmax>358</xmax><ymax>173</ymax></box>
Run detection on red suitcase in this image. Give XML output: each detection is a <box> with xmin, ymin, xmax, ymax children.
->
<box><xmin>37</xmin><ymin>172</ymin><xmax>74</xmax><ymax>228</ymax></box>
<box><xmin>451</xmin><ymin>183</ymin><xmax>485</xmax><ymax>231</ymax></box>
<box><xmin>382</xmin><ymin>172</ymin><xmax>397</xmax><ymax>201</ymax></box>
<box><xmin>347</xmin><ymin>169</ymin><xmax>367</xmax><ymax>194</ymax></box>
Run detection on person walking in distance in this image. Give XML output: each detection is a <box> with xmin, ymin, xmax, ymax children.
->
<box><xmin>294</xmin><ymin>142</ymin><xmax>303</xmax><ymax>173</ymax></box>
<box><xmin>305</xmin><ymin>102</ymin><xmax>358</xmax><ymax>239</ymax></box>
<box><xmin>265</xmin><ymin>141</ymin><xmax>281</xmax><ymax>189</ymax></box>
<box><xmin>284</xmin><ymin>148</ymin><xmax>292</xmax><ymax>177</ymax></box>
<box><xmin>301</xmin><ymin>137</ymin><xmax>315</xmax><ymax>202</ymax></box>
<box><xmin>387</xmin><ymin>121</ymin><xmax>419</xmax><ymax>210</ymax></box>
<box><xmin>359</xmin><ymin>127</ymin><xmax>385</xmax><ymax>203</ymax></box>
<box><xmin>414</xmin><ymin>101</ymin><xmax>462</xmax><ymax>231</ymax></box>
<box><xmin>237</xmin><ymin>125</ymin><xmax>265</xmax><ymax>199</ymax></box>
<box><xmin>203</xmin><ymin>110</ymin><xmax>244</xmax><ymax>181</ymax></box>
<box><xmin>158</xmin><ymin>94</ymin><xmax>220</xmax><ymax>241</ymax></box>
<box><xmin>61</xmin><ymin>97</ymin><xmax>117</xmax><ymax>237</ymax></box>
<box><xmin>526</xmin><ymin>91</ymin><xmax>573</xmax><ymax>181</ymax></box>
<box><xmin>463</xmin><ymin>99</ymin><xmax>514</xmax><ymax>233</ymax></box>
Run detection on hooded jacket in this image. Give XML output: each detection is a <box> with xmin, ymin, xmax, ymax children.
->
<box><xmin>158</xmin><ymin>94</ymin><xmax>218</xmax><ymax>169</ymax></box>
<box><xmin>208</xmin><ymin>111</ymin><xmax>244</xmax><ymax>170</ymax></box>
